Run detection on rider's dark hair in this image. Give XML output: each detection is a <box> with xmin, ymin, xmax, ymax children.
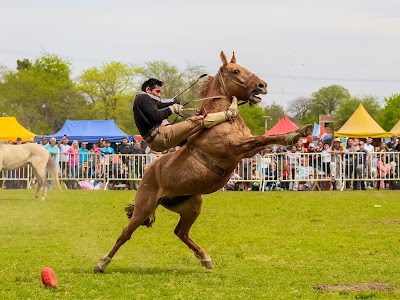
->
<box><xmin>141</xmin><ymin>78</ymin><xmax>163</xmax><ymax>92</ymax></box>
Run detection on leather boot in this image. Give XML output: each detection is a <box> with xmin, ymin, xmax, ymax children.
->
<box><xmin>203</xmin><ymin>96</ymin><xmax>239</xmax><ymax>128</ymax></box>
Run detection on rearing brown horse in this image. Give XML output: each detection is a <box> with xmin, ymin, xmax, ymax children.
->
<box><xmin>94</xmin><ymin>52</ymin><xmax>305</xmax><ymax>273</ymax></box>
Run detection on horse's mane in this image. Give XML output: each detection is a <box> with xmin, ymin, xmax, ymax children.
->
<box><xmin>200</xmin><ymin>75</ymin><xmax>214</xmax><ymax>98</ymax></box>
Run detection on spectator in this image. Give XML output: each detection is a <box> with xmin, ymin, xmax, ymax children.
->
<box><xmin>316</xmin><ymin>140</ymin><xmax>324</xmax><ymax>152</ymax></box>
<box><xmin>100</xmin><ymin>140</ymin><xmax>115</xmax><ymax>180</ymax></box>
<box><xmin>378</xmin><ymin>141</ymin><xmax>389</xmax><ymax>153</ymax></box>
<box><xmin>285</xmin><ymin>145</ymin><xmax>301</xmax><ymax>190</ymax></box>
<box><xmin>320</xmin><ymin>142</ymin><xmax>332</xmax><ymax>190</ymax></box>
<box><xmin>264</xmin><ymin>156</ymin><xmax>278</xmax><ymax>190</ymax></box>
<box><xmin>330</xmin><ymin>138</ymin><xmax>344</xmax><ymax>191</ymax></box>
<box><xmin>44</xmin><ymin>137</ymin><xmax>60</xmax><ymax>188</ymax></box>
<box><xmin>59</xmin><ymin>136</ymin><xmax>71</xmax><ymax>178</ymax></box>
<box><xmin>353</xmin><ymin>138</ymin><xmax>360</xmax><ymax>151</ymax></box>
<box><xmin>98</xmin><ymin>137</ymin><xmax>106</xmax><ymax>149</ymax></box>
<box><xmin>238</xmin><ymin>158</ymin><xmax>252</xmax><ymax>191</ymax></box>
<box><xmin>355</xmin><ymin>141</ymin><xmax>368</xmax><ymax>190</ymax></box>
<box><xmin>45</xmin><ymin>137</ymin><xmax>60</xmax><ymax>172</ymax></box>
<box><xmin>225</xmin><ymin>169</ymin><xmax>241</xmax><ymax>191</ymax></box>
<box><xmin>116</xmin><ymin>137</ymin><xmax>134</xmax><ymax>164</ymax></box>
<box><xmin>92</xmin><ymin>143</ymin><xmax>101</xmax><ymax>155</ymax></box>
<box><xmin>363</xmin><ymin>137</ymin><xmax>374</xmax><ymax>187</ymax></box>
<box><xmin>40</xmin><ymin>136</ymin><xmax>49</xmax><ymax>147</ymax></box>
<box><xmin>387</xmin><ymin>134</ymin><xmax>398</xmax><ymax>151</ymax></box>
<box><xmin>306</xmin><ymin>143</ymin><xmax>318</xmax><ymax>171</ymax></box>
<box><xmin>344</xmin><ymin>138</ymin><xmax>356</xmax><ymax>190</ymax></box>
<box><xmin>79</xmin><ymin>142</ymin><xmax>90</xmax><ymax>176</ymax></box>
<box><xmin>376</xmin><ymin>153</ymin><xmax>392</xmax><ymax>190</ymax></box>
<box><xmin>66</xmin><ymin>140</ymin><xmax>80</xmax><ymax>188</ymax></box>
<box><xmin>296</xmin><ymin>139</ymin><xmax>305</xmax><ymax>153</ymax></box>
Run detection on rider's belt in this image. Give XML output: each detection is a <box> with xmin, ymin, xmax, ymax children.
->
<box><xmin>143</xmin><ymin>125</ymin><xmax>160</xmax><ymax>144</ymax></box>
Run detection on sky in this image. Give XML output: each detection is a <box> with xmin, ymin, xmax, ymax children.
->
<box><xmin>1</xmin><ymin>0</ymin><xmax>400</xmax><ymax>110</ymax></box>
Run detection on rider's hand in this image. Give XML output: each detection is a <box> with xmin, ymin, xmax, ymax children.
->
<box><xmin>169</xmin><ymin>104</ymin><xmax>183</xmax><ymax>114</ymax></box>
<box><xmin>173</xmin><ymin>98</ymin><xmax>180</xmax><ymax>104</ymax></box>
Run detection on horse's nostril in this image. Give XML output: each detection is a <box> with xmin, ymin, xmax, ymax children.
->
<box><xmin>258</xmin><ymin>83</ymin><xmax>265</xmax><ymax>89</ymax></box>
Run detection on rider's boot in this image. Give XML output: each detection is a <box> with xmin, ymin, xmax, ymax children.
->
<box><xmin>203</xmin><ymin>96</ymin><xmax>239</xmax><ymax>128</ymax></box>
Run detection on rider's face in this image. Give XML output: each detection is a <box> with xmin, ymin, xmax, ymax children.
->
<box><xmin>146</xmin><ymin>85</ymin><xmax>161</xmax><ymax>98</ymax></box>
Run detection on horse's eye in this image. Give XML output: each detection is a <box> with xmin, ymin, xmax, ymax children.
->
<box><xmin>234</xmin><ymin>70</ymin><xmax>240</xmax><ymax>74</ymax></box>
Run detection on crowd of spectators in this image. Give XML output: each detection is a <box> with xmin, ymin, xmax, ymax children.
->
<box><xmin>1</xmin><ymin>135</ymin><xmax>153</xmax><ymax>190</ymax></box>
<box><xmin>225</xmin><ymin>134</ymin><xmax>400</xmax><ymax>192</ymax></box>
<box><xmin>2</xmin><ymin>133</ymin><xmax>400</xmax><ymax>191</ymax></box>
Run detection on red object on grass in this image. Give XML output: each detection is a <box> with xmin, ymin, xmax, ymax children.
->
<box><xmin>41</xmin><ymin>267</ymin><xmax>58</xmax><ymax>288</ymax></box>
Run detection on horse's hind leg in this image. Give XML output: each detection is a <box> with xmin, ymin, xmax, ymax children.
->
<box><xmin>94</xmin><ymin>186</ymin><xmax>159</xmax><ymax>274</ymax></box>
<box><xmin>164</xmin><ymin>195</ymin><xmax>213</xmax><ymax>269</ymax></box>
<box><xmin>32</xmin><ymin>167</ymin><xmax>48</xmax><ymax>200</ymax></box>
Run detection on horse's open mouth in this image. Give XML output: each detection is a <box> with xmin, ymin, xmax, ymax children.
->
<box><xmin>249</xmin><ymin>92</ymin><xmax>262</xmax><ymax>104</ymax></box>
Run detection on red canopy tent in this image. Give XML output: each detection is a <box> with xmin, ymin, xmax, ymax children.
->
<box><xmin>263</xmin><ymin>115</ymin><xmax>299</xmax><ymax>136</ymax></box>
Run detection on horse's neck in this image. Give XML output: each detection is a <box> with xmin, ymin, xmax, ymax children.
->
<box><xmin>202</xmin><ymin>77</ymin><xmax>230</xmax><ymax>113</ymax></box>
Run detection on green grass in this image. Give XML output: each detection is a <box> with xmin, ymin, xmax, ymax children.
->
<box><xmin>0</xmin><ymin>189</ymin><xmax>399</xmax><ymax>299</ymax></box>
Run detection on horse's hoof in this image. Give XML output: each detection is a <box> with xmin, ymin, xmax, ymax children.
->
<box><xmin>93</xmin><ymin>265</ymin><xmax>104</xmax><ymax>274</ymax></box>
<box><xmin>201</xmin><ymin>259</ymin><xmax>213</xmax><ymax>269</ymax></box>
<box><xmin>285</xmin><ymin>132</ymin><xmax>300</xmax><ymax>145</ymax></box>
<box><xmin>296</xmin><ymin>124</ymin><xmax>312</xmax><ymax>137</ymax></box>
<box><xmin>41</xmin><ymin>197</ymin><xmax>46</xmax><ymax>201</ymax></box>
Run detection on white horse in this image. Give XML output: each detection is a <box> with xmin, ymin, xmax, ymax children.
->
<box><xmin>0</xmin><ymin>142</ymin><xmax>61</xmax><ymax>200</ymax></box>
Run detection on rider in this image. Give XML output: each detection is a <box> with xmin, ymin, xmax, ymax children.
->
<box><xmin>133</xmin><ymin>78</ymin><xmax>238</xmax><ymax>152</ymax></box>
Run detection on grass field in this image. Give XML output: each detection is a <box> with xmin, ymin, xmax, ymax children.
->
<box><xmin>0</xmin><ymin>189</ymin><xmax>399</xmax><ymax>299</ymax></box>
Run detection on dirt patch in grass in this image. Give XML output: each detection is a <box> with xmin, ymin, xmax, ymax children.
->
<box><xmin>313</xmin><ymin>282</ymin><xmax>395</xmax><ymax>292</ymax></box>
<box><xmin>371</xmin><ymin>220</ymin><xmax>400</xmax><ymax>224</ymax></box>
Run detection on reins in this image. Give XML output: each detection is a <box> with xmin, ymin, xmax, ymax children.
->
<box><xmin>172</xmin><ymin>71</ymin><xmax>252</xmax><ymax>122</ymax></box>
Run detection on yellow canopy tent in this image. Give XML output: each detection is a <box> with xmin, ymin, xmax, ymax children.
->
<box><xmin>390</xmin><ymin>120</ymin><xmax>400</xmax><ymax>135</ymax></box>
<box><xmin>0</xmin><ymin>117</ymin><xmax>37</xmax><ymax>143</ymax></box>
<box><xmin>334</xmin><ymin>104</ymin><xmax>390</xmax><ymax>138</ymax></box>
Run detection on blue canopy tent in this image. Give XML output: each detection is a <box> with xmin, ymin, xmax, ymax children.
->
<box><xmin>35</xmin><ymin>120</ymin><xmax>133</xmax><ymax>143</ymax></box>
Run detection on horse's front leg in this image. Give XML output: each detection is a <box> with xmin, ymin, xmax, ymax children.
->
<box><xmin>232</xmin><ymin>132</ymin><xmax>300</xmax><ymax>156</ymax></box>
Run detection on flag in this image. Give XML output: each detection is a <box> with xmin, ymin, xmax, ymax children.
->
<box><xmin>312</xmin><ymin>122</ymin><xmax>328</xmax><ymax>140</ymax></box>
<box><xmin>312</xmin><ymin>122</ymin><xmax>320</xmax><ymax>137</ymax></box>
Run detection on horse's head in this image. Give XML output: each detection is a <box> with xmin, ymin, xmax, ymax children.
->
<box><xmin>218</xmin><ymin>51</ymin><xmax>267</xmax><ymax>105</ymax></box>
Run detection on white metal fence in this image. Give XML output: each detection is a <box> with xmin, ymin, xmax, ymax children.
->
<box><xmin>1</xmin><ymin>152</ymin><xmax>399</xmax><ymax>191</ymax></box>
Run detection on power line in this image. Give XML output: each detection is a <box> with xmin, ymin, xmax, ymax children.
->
<box><xmin>1</xmin><ymin>48</ymin><xmax>400</xmax><ymax>84</ymax></box>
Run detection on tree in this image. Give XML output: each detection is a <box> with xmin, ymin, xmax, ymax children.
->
<box><xmin>140</xmin><ymin>61</ymin><xmax>184</xmax><ymax>99</ymax></box>
<box><xmin>287</xmin><ymin>96</ymin><xmax>312</xmax><ymax>121</ymax></box>
<box><xmin>238</xmin><ymin>104</ymin><xmax>266</xmax><ymax>135</ymax></box>
<box><xmin>263</xmin><ymin>102</ymin><xmax>285</xmax><ymax>130</ymax></box>
<box><xmin>381</xmin><ymin>94</ymin><xmax>400</xmax><ymax>131</ymax></box>
<box><xmin>335</xmin><ymin>96</ymin><xmax>382</xmax><ymax>128</ymax></box>
<box><xmin>0</xmin><ymin>54</ymin><xmax>86</xmax><ymax>133</ymax></box>
<box><xmin>310</xmin><ymin>85</ymin><xmax>350</xmax><ymax>116</ymax></box>
<box><xmin>78</xmin><ymin>62</ymin><xmax>142</xmax><ymax>133</ymax></box>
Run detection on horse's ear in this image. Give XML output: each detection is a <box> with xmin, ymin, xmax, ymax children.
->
<box><xmin>230</xmin><ymin>52</ymin><xmax>236</xmax><ymax>64</ymax></box>
<box><xmin>220</xmin><ymin>51</ymin><xmax>228</xmax><ymax>66</ymax></box>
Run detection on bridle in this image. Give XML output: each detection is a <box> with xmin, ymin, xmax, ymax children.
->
<box><xmin>218</xmin><ymin>67</ymin><xmax>255</xmax><ymax>100</ymax></box>
<box><xmin>171</xmin><ymin>69</ymin><xmax>254</xmax><ymax>123</ymax></box>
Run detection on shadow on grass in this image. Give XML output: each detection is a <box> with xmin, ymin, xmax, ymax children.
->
<box><xmin>92</xmin><ymin>266</ymin><xmax>200</xmax><ymax>276</ymax></box>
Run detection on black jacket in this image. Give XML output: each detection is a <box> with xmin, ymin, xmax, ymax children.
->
<box><xmin>116</xmin><ymin>144</ymin><xmax>134</xmax><ymax>155</ymax></box>
<box><xmin>133</xmin><ymin>93</ymin><xmax>174</xmax><ymax>136</ymax></box>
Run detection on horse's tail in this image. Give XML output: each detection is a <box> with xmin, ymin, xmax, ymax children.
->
<box><xmin>47</xmin><ymin>154</ymin><xmax>61</xmax><ymax>190</ymax></box>
<box><xmin>125</xmin><ymin>202</ymin><xmax>156</xmax><ymax>227</ymax></box>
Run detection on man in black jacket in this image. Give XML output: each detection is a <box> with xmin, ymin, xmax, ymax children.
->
<box><xmin>116</xmin><ymin>137</ymin><xmax>133</xmax><ymax>165</ymax></box>
<box><xmin>133</xmin><ymin>78</ymin><xmax>238</xmax><ymax>152</ymax></box>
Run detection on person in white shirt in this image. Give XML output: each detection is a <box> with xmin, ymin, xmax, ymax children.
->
<box><xmin>59</xmin><ymin>136</ymin><xmax>71</xmax><ymax>177</ymax></box>
<box><xmin>363</xmin><ymin>137</ymin><xmax>374</xmax><ymax>187</ymax></box>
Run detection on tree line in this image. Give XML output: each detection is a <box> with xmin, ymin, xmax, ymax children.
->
<box><xmin>0</xmin><ymin>54</ymin><xmax>399</xmax><ymax>136</ymax></box>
